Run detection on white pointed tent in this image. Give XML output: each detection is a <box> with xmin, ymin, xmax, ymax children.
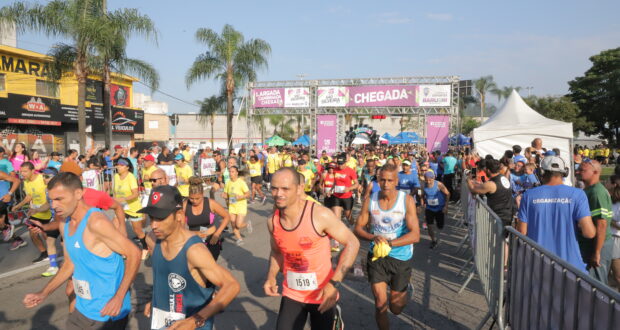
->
<box><xmin>473</xmin><ymin>90</ymin><xmax>574</xmax><ymax>183</ymax></box>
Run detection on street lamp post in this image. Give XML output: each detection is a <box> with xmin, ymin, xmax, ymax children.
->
<box><xmin>524</xmin><ymin>86</ymin><xmax>533</xmax><ymax>97</ymax></box>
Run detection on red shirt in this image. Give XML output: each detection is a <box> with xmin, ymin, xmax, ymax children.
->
<box><xmin>83</xmin><ymin>188</ymin><xmax>115</xmax><ymax>210</ymax></box>
<box><xmin>333</xmin><ymin>167</ymin><xmax>357</xmax><ymax>198</ymax></box>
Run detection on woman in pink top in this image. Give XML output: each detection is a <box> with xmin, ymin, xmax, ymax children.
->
<box><xmin>29</xmin><ymin>150</ymin><xmax>47</xmax><ymax>173</ymax></box>
<box><xmin>9</xmin><ymin>143</ymin><xmax>29</xmax><ymax>171</ymax></box>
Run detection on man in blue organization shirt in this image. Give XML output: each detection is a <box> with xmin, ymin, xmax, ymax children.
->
<box><xmin>517</xmin><ymin>156</ymin><xmax>596</xmax><ymax>272</ymax></box>
<box><xmin>397</xmin><ymin>160</ymin><xmax>420</xmax><ymax>197</ymax></box>
<box><xmin>441</xmin><ymin>151</ymin><xmax>458</xmax><ymax>202</ymax></box>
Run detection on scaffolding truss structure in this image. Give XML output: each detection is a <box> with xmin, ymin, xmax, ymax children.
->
<box><xmin>248</xmin><ymin>75</ymin><xmax>460</xmax><ymax>153</ymax></box>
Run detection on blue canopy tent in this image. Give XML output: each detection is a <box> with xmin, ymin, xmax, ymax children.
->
<box><xmin>293</xmin><ymin>135</ymin><xmax>311</xmax><ymax>146</ymax></box>
<box><xmin>394</xmin><ymin>132</ymin><xmax>420</xmax><ymax>144</ymax></box>
<box><xmin>450</xmin><ymin>134</ymin><xmax>471</xmax><ymax>146</ymax></box>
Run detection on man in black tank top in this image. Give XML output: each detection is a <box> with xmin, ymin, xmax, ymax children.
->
<box><xmin>466</xmin><ymin>159</ymin><xmax>515</xmax><ymax>227</ymax></box>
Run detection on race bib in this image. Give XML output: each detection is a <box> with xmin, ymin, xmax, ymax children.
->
<box><xmin>151</xmin><ymin>307</ymin><xmax>186</xmax><ymax>330</ymax></box>
<box><xmin>286</xmin><ymin>271</ymin><xmax>318</xmax><ymax>291</ymax></box>
<box><xmin>122</xmin><ymin>203</ymin><xmax>130</xmax><ymax>211</ymax></box>
<box><xmin>140</xmin><ymin>194</ymin><xmax>150</xmax><ymax>208</ymax></box>
<box><xmin>334</xmin><ymin>185</ymin><xmax>346</xmax><ymax>194</ymax></box>
<box><xmin>73</xmin><ymin>278</ymin><xmax>92</xmax><ymax>300</ymax></box>
<box><xmin>428</xmin><ymin>198</ymin><xmax>439</xmax><ymax>206</ymax></box>
<box><xmin>250</xmin><ymin>169</ymin><xmax>258</xmax><ymax>176</ymax></box>
<box><xmin>229</xmin><ymin>196</ymin><xmax>237</xmax><ymax>204</ymax></box>
<box><xmin>324</xmin><ymin>187</ymin><xmax>333</xmax><ymax>194</ymax></box>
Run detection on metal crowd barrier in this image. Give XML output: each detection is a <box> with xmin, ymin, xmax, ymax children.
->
<box><xmin>505</xmin><ymin>226</ymin><xmax>620</xmax><ymax>330</ymax></box>
<box><xmin>458</xmin><ymin>195</ymin><xmax>506</xmax><ymax>330</ymax></box>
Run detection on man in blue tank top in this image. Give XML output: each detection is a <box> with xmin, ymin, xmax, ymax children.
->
<box><xmin>140</xmin><ymin>185</ymin><xmax>240</xmax><ymax>329</ymax></box>
<box><xmin>22</xmin><ymin>172</ymin><xmax>141</xmax><ymax>330</ymax></box>
<box><xmin>354</xmin><ymin>164</ymin><xmax>421</xmax><ymax>330</ymax></box>
<box><xmin>420</xmin><ymin>171</ymin><xmax>450</xmax><ymax>249</ymax></box>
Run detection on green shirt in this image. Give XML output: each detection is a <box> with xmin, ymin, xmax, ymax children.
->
<box><xmin>579</xmin><ymin>182</ymin><xmax>613</xmax><ymax>254</ymax></box>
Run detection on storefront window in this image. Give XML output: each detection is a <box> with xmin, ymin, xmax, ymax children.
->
<box><xmin>36</xmin><ymin>79</ymin><xmax>59</xmax><ymax>98</ymax></box>
<box><xmin>0</xmin><ymin>74</ymin><xmax>5</xmax><ymax>91</ymax></box>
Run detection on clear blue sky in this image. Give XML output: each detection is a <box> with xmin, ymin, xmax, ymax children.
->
<box><xmin>7</xmin><ymin>0</ymin><xmax>620</xmax><ymax>113</ymax></box>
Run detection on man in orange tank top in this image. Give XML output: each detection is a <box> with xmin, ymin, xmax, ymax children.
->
<box><xmin>264</xmin><ymin>167</ymin><xmax>360</xmax><ymax>330</ymax></box>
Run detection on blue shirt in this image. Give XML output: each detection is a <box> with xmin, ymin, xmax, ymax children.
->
<box><xmin>442</xmin><ymin>156</ymin><xmax>457</xmax><ymax>175</ymax></box>
<box><xmin>0</xmin><ymin>158</ymin><xmax>14</xmax><ymax>197</ymax></box>
<box><xmin>518</xmin><ymin>185</ymin><xmax>591</xmax><ymax>272</ymax></box>
<box><xmin>129</xmin><ymin>157</ymin><xmax>138</xmax><ymax>178</ymax></box>
<box><xmin>48</xmin><ymin>160</ymin><xmax>62</xmax><ymax>171</ymax></box>
<box><xmin>429</xmin><ymin>162</ymin><xmax>439</xmax><ymax>175</ymax></box>
<box><xmin>397</xmin><ymin>171</ymin><xmax>420</xmax><ymax>193</ymax></box>
<box><xmin>513</xmin><ymin>154</ymin><xmax>527</xmax><ymax>165</ymax></box>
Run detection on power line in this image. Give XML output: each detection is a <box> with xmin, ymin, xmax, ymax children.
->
<box><xmin>135</xmin><ymin>80</ymin><xmax>199</xmax><ymax>108</ymax></box>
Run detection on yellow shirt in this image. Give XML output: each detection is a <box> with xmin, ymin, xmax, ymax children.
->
<box><xmin>345</xmin><ymin>157</ymin><xmax>358</xmax><ymax>170</ymax></box>
<box><xmin>248</xmin><ymin>161</ymin><xmax>262</xmax><ymax>177</ymax></box>
<box><xmin>24</xmin><ymin>174</ymin><xmax>51</xmax><ymax>219</ymax></box>
<box><xmin>182</xmin><ymin>150</ymin><xmax>191</xmax><ymax>163</ymax></box>
<box><xmin>319</xmin><ymin>156</ymin><xmax>332</xmax><ymax>166</ymax></box>
<box><xmin>298</xmin><ymin>168</ymin><xmax>315</xmax><ymax>192</ymax></box>
<box><xmin>282</xmin><ymin>154</ymin><xmax>293</xmax><ymax>167</ymax></box>
<box><xmin>114</xmin><ymin>173</ymin><xmax>140</xmax><ymax>217</ymax></box>
<box><xmin>225</xmin><ymin>178</ymin><xmax>249</xmax><ymax>208</ymax></box>
<box><xmin>584</xmin><ymin>149</ymin><xmax>590</xmax><ymax>157</ymax></box>
<box><xmin>267</xmin><ymin>153</ymin><xmax>280</xmax><ymax>174</ymax></box>
<box><xmin>175</xmin><ymin>164</ymin><xmax>193</xmax><ymax>197</ymax></box>
<box><xmin>604</xmin><ymin>148</ymin><xmax>610</xmax><ymax>157</ymax></box>
<box><xmin>305</xmin><ymin>195</ymin><xmax>320</xmax><ymax>204</ymax></box>
<box><xmin>142</xmin><ymin>165</ymin><xmax>158</xmax><ymax>189</ymax></box>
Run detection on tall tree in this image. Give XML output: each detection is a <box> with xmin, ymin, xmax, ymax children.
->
<box><xmin>474</xmin><ymin>75</ymin><xmax>497</xmax><ymax>120</ymax></box>
<box><xmin>568</xmin><ymin>47</ymin><xmax>620</xmax><ymax>144</ymax></box>
<box><xmin>197</xmin><ymin>95</ymin><xmax>226</xmax><ymax>149</ymax></box>
<box><xmin>186</xmin><ymin>24</ymin><xmax>271</xmax><ymax>151</ymax></box>
<box><xmin>524</xmin><ymin>96</ymin><xmax>593</xmax><ymax>135</ymax></box>
<box><xmin>97</xmin><ymin>3</ymin><xmax>159</xmax><ymax>149</ymax></box>
<box><xmin>461</xmin><ymin>117</ymin><xmax>481</xmax><ymax>135</ymax></box>
<box><xmin>0</xmin><ymin>0</ymin><xmax>108</xmax><ymax>154</ymax></box>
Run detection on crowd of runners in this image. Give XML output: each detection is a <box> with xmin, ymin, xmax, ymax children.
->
<box><xmin>0</xmin><ymin>138</ymin><xmax>619</xmax><ymax>329</ymax></box>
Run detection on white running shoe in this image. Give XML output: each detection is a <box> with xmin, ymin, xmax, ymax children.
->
<box><xmin>42</xmin><ymin>266</ymin><xmax>59</xmax><ymax>277</ymax></box>
<box><xmin>2</xmin><ymin>224</ymin><xmax>14</xmax><ymax>242</ymax></box>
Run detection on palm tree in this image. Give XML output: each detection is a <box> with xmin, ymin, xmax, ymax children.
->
<box><xmin>96</xmin><ymin>3</ymin><xmax>159</xmax><ymax>149</ymax></box>
<box><xmin>197</xmin><ymin>95</ymin><xmax>226</xmax><ymax>149</ymax></box>
<box><xmin>474</xmin><ymin>75</ymin><xmax>497</xmax><ymax>120</ymax></box>
<box><xmin>0</xmin><ymin>0</ymin><xmax>108</xmax><ymax>154</ymax></box>
<box><xmin>186</xmin><ymin>24</ymin><xmax>271</xmax><ymax>151</ymax></box>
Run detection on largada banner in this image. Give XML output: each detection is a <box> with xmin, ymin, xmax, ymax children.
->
<box><xmin>252</xmin><ymin>88</ymin><xmax>310</xmax><ymax>108</ymax></box>
<box><xmin>426</xmin><ymin>115</ymin><xmax>450</xmax><ymax>153</ymax></box>
<box><xmin>318</xmin><ymin>85</ymin><xmax>417</xmax><ymax>107</ymax></box>
<box><xmin>316</xmin><ymin>115</ymin><xmax>338</xmax><ymax>155</ymax></box>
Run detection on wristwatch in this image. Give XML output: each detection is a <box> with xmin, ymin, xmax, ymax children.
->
<box><xmin>329</xmin><ymin>279</ymin><xmax>341</xmax><ymax>289</ymax></box>
<box><xmin>193</xmin><ymin>315</ymin><xmax>206</xmax><ymax>328</ymax></box>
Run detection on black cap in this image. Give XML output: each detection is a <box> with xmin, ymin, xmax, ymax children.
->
<box><xmin>138</xmin><ymin>185</ymin><xmax>183</xmax><ymax>219</ymax></box>
<box><xmin>298</xmin><ymin>159</ymin><xmax>307</xmax><ymax>165</ymax></box>
<box><xmin>336</xmin><ymin>153</ymin><xmax>346</xmax><ymax>164</ymax></box>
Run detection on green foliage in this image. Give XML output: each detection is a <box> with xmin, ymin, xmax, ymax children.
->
<box><xmin>461</xmin><ymin>117</ymin><xmax>481</xmax><ymax>135</ymax></box>
<box><xmin>523</xmin><ymin>96</ymin><xmax>593</xmax><ymax>135</ymax></box>
<box><xmin>473</xmin><ymin>75</ymin><xmax>497</xmax><ymax>118</ymax></box>
<box><xmin>568</xmin><ymin>47</ymin><xmax>620</xmax><ymax>144</ymax></box>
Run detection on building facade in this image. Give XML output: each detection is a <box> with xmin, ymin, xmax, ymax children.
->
<box><xmin>0</xmin><ymin>45</ymin><xmax>144</xmax><ymax>155</ymax></box>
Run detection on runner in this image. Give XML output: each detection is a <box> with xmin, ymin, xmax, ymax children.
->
<box><xmin>332</xmin><ymin>153</ymin><xmax>358</xmax><ymax>225</ymax></box>
<box><xmin>140</xmin><ymin>185</ymin><xmax>240</xmax><ymax>329</ymax></box>
<box><xmin>23</xmin><ymin>172</ymin><xmax>141</xmax><ymax>329</ymax></box>
<box><xmin>174</xmin><ymin>154</ymin><xmax>193</xmax><ymax>198</ymax></box>
<box><xmin>354</xmin><ymin>164</ymin><xmax>420</xmax><ymax>330</ymax></box>
<box><xmin>184</xmin><ymin>177</ymin><xmax>230</xmax><ymax>261</ymax></box>
<box><xmin>321</xmin><ymin>162</ymin><xmax>336</xmax><ymax>203</ymax></box>
<box><xmin>420</xmin><ymin>171</ymin><xmax>450</xmax><ymax>248</ymax></box>
<box><xmin>297</xmin><ymin>159</ymin><xmax>316</xmax><ymax>196</ymax></box>
<box><xmin>222</xmin><ymin>166</ymin><xmax>251</xmax><ymax>245</ymax></box>
<box><xmin>11</xmin><ymin>162</ymin><xmax>54</xmax><ymax>263</ymax></box>
<box><xmin>266</xmin><ymin>147</ymin><xmax>281</xmax><ymax>189</ymax></box>
<box><xmin>141</xmin><ymin>154</ymin><xmax>158</xmax><ymax>196</ymax></box>
<box><xmin>113</xmin><ymin>159</ymin><xmax>148</xmax><ymax>259</ymax></box>
<box><xmin>0</xmin><ymin>168</ymin><xmax>23</xmax><ymax>248</ymax></box>
<box><xmin>248</xmin><ymin>155</ymin><xmax>267</xmax><ymax>204</ymax></box>
<box><xmin>264</xmin><ymin>167</ymin><xmax>360</xmax><ymax>330</ymax></box>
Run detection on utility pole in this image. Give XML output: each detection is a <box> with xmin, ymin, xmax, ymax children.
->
<box><xmin>524</xmin><ymin>86</ymin><xmax>533</xmax><ymax>97</ymax></box>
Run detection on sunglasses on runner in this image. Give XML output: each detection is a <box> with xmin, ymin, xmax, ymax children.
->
<box><xmin>149</xmin><ymin>178</ymin><xmax>163</xmax><ymax>183</ymax></box>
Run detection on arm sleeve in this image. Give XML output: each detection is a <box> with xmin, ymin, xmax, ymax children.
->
<box><xmin>517</xmin><ymin>191</ymin><xmax>529</xmax><ymax>223</ymax></box>
<box><xmin>574</xmin><ymin>190</ymin><xmax>591</xmax><ymax>223</ymax></box>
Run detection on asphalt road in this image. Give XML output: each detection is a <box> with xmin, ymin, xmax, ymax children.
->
<box><xmin>0</xmin><ymin>193</ymin><xmax>489</xmax><ymax>329</ymax></box>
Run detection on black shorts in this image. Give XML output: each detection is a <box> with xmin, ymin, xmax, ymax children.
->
<box><xmin>0</xmin><ymin>201</ymin><xmax>8</xmax><ymax>219</ymax></box>
<box><xmin>66</xmin><ymin>309</ymin><xmax>129</xmax><ymax>330</ymax></box>
<box><xmin>31</xmin><ymin>216</ymin><xmax>60</xmax><ymax>239</ymax></box>
<box><xmin>326</xmin><ymin>196</ymin><xmax>354</xmax><ymax>211</ymax></box>
<box><xmin>251</xmin><ymin>176</ymin><xmax>263</xmax><ymax>184</ymax></box>
<box><xmin>103</xmin><ymin>172</ymin><xmax>112</xmax><ymax>182</ymax></box>
<box><xmin>276</xmin><ymin>296</ymin><xmax>337</xmax><ymax>330</ymax></box>
<box><xmin>425</xmin><ymin>209</ymin><xmax>445</xmax><ymax>229</ymax></box>
<box><xmin>366</xmin><ymin>253</ymin><xmax>412</xmax><ymax>292</ymax></box>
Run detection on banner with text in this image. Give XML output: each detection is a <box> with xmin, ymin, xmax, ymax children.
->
<box><xmin>417</xmin><ymin>85</ymin><xmax>451</xmax><ymax>107</ymax></box>
<box><xmin>426</xmin><ymin>115</ymin><xmax>450</xmax><ymax>153</ymax></box>
<box><xmin>316</xmin><ymin>115</ymin><xmax>338</xmax><ymax>155</ymax></box>
<box><xmin>252</xmin><ymin>88</ymin><xmax>310</xmax><ymax>108</ymax></box>
<box><xmin>318</xmin><ymin>85</ymin><xmax>417</xmax><ymax>107</ymax></box>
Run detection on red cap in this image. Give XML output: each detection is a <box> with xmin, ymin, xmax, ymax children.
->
<box><xmin>144</xmin><ymin>154</ymin><xmax>155</xmax><ymax>162</ymax></box>
<box><xmin>114</xmin><ymin>145</ymin><xmax>122</xmax><ymax>149</ymax></box>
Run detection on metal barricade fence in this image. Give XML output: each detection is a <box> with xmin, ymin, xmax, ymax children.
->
<box><xmin>505</xmin><ymin>226</ymin><xmax>620</xmax><ymax>330</ymax></box>
<box><xmin>460</xmin><ymin>195</ymin><xmax>506</xmax><ymax>330</ymax></box>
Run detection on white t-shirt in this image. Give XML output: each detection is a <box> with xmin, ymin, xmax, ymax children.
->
<box><xmin>612</xmin><ymin>202</ymin><xmax>620</xmax><ymax>237</ymax></box>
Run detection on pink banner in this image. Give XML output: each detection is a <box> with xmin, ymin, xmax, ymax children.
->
<box><xmin>316</xmin><ymin>115</ymin><xmax>338</xmax><ymax>155</ymax></box>
<box><xmin>426</xmin><ymin>115</ymin><xmax>450</xmax><ymax>153</ymax></box>
<box><xmin>252</xmin><ymin>88</ymin><xmax>285</xmax><ymax>108</ymax></box>
<box><xmin>347</xmin><ymin>85</ymin><xmax>417</xmax><ymax>107</ymax></box>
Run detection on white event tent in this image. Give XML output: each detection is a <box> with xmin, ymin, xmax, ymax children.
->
<box><xmin>473</xmin><ymin>90</ymin><xmax>574</xmax><ymax>184</ymax></box>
